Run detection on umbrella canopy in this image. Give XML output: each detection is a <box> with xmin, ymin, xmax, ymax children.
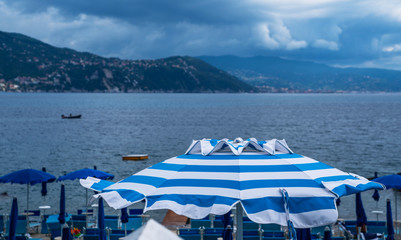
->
<box><xmin>0</xmin><ymin>169</ymin><xmax>56</xmax><ymax>185</ymax></box>
<box><xmin>57</xmin><ymin>168</ymin><xmax>114</xmax><ymax>181</ymax></box>
<box><xmin>386</xmin><ymin>199</ymin><xmax>395</xmax><ymax>240</ymax></box>
<box><xmin>81</xmin><ymin>138</ymin><xmax>384</xmax><ymax>228</ymax></box>
<box><xmin>58</xmin><ymin>184</ymin><xmax>66</xmax><ymax>225</ymax></box>
<box><xmin>221</xmin><ymin>212</ymin><xmax>232</xmax><ymax>240</ymax></box>
<box><xmin>373</xmin><ymin>175</ymin><xmax>401</xmax><ymax>189</ymax></box>
<box><xmin>8</xmin><ymin>198</ymin><xmax>18</xmax><ymax>240</ymax></box>
<box><xmin>98</xmin><ymin>198</ymin><xmax>106</xmax><ymax>240</ymax></box>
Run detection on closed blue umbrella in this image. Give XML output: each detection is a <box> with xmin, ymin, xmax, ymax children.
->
<box><xmin>222</xmin><ymin>226</ymin><xmax>232</xmax><ymax>240</ymax></box>
<box><xmin>221</xmin><ymin>212</ymin><xmax>232</xmax><ymax>240</ymax></box>
<box><xmin>356</xmin><ymin>193</ymin><xmax>367</xmax><ymax>233</ymax></box>
<box><xmin>58</xmin><ymin>184</ymin><xmax>66</xmax><ymax>225</ymax></box>
<box><xmin>372</xmin><ymin>172</ymin><xmax>380</xmax><ymax>202</ymax></box>
<box><xmin>296</xmin><ymin>228</ymin><xmax>311</xmax><ymax>240</ymax></box>
<box><xmin>8</xmin><ymin>198</ymin><xmax>18</xmax><ymax>240</ymax></box>
<box><xmin>98</xmin><ymin>198</ymin><xmax>106</xmax><ymax>240</ymax></box>
<box><xmin>120</xmin><ymin>207</ymin><xmax>129</xmax><ymax>236</ymax></box>
<box><xmin>41</xmin><ymin>167</ymin><xmax>48</xmax><ymax>197</ymax></box>
<box><xmin>61</xmin><ymin>226</ymin><xmax>72</xmax><ymax>240</ymax></box>
<box><xmin>81</xmin><ymin>138</ymin><xmax>384</xmax><ymax>233</ymax></box>
<box><xmin>386</xmin><ymin>199</ymin><xmax>394</xmax><ymax>240</ymax></box>
<box><xmin>323</xmin><ymin>227</ymin><xmax>331</xmax><ymax>240</ymax></box>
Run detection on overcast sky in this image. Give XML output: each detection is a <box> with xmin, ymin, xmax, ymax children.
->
<box><xmin>1</xmin><ymin>0</ymin><xmax>401</xmax><ymax>70</ymax></box>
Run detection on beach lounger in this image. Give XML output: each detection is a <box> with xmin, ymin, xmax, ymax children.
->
<box><xmin>40</xmin><ymin>215</ymin><xmax>49</xmax><ymax>234</ymax></box>
<box><xmin>178</xmin><ymin>228</ymin><xmax>200</xmax><ymax>240</ymax></box>
<box><xmin>124</xmin><ymin>216</ymin><xmax>142</xmax><ymax>231</ymax></box>
<box><xmin>108</xmin><ymin>229</ymin><xmax>133</xmax><ymax>240</ymax></box>
<box><xmin>46</xmin><ymin>214</ymin><xmax>72</xmax><ymax>239</ymax></box>
<box><xmin>5</xmin><ymin>216</ymin><xmax>27</xmax><ymax>235</ymax></box>
<box><xmin>77</xmin><ymin>209</ymin><xmax>93</xmax><ymax>215</ymax></box>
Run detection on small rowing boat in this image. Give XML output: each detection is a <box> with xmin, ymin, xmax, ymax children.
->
<box><xmin>61</xmin><ymin>114</ymin><xmax>82</xmax><ymax>119</ymax></box>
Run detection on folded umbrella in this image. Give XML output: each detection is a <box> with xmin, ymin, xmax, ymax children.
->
<box><xmin>8</xmin><ymin>198</ymin><xmax>18</xmax><ymax>240</ymax></box>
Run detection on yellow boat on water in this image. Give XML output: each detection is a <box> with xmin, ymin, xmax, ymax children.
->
<box><xmin>122</xmin><ymin>154</ymin><xmax>148</xmax><ymax>161</ymax></box>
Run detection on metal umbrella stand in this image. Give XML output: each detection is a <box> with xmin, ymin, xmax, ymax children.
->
<box><xmin>81</xmin><ymin>138</ymin><xmax>384</xmax><ymax>240</ymax></box>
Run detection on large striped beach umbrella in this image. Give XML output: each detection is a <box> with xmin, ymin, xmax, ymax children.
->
<box><xmin>81</xmin><ymin>138</ymin><xmax>383</xmax><ymax>237</ymax></box>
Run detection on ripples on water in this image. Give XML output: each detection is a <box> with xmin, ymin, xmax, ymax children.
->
<box><xmin>0</xmin><ymin>93</ymin><xmax>400</xmax><ymax>221</ymax></box>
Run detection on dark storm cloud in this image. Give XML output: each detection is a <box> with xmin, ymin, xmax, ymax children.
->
<box><xmin>1</xmin><ymin>0</ymin><xmax>401</xmax><ymax>69</ymax></box>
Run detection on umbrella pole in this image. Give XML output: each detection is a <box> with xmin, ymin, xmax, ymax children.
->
<box><xmin>85</xmin><ymin>188</ymin><xmax>88</xmax><ymax>228</ymax></box>
<box><xmin>394</xmin><ymin>191</ymin><xmax>398</xmax><ymax>233</ymax></box>
<box><xmin>26</xmin><ymin>184</ymin><xmax>30</xmax><ymax>233</ymax></box>
<box><xmin>235</xmin><ymin>203</ymin><xmax>243</xmax><ymax>240</ymax></box>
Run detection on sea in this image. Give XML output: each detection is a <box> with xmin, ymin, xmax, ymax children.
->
<box><xmin>0</xmin><ymin>92</ymin><xmax>401</xmax><ymax>222</ymax></box>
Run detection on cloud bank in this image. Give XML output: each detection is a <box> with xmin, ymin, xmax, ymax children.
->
<box><xmin>1</xmin><ymin>0</ymin><xmax>401</xmax><ymax>69</ymax></box>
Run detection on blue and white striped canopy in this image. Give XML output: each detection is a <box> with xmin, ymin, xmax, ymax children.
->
<box><xmin>81</xmin><ymin>138</ymin><xmax>384</xmax><ymax>228</ymax></box>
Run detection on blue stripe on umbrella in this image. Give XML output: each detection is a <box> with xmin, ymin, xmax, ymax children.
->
<box><xmin>176</xmin><ymin>154</ymin><xmax>302</xmax><ymax>160</ymax></box>
<box><xmin>8</xmin><ymin>198</ymin><xmax>18</xmax><ymax>240</ymax></box>
<box><xmin>144</xmin><ymin>194</ymin><xmax>337</xmax><ymax>214</ymax></box>
<box><xmin>149</xmin><ymin>162</ymin><xmax>333</xmax><ymax>172</ymax></box>
<box><xmin>119</xmin><ymin>175</ymin><xmax>358</xmax><ymax>189</ymax></box>
<box><xmin>331</xmin><ymin>181</ymin><xmax>384</xmax><ymax>197</ymax></box>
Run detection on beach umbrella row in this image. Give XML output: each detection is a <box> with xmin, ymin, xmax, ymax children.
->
<box><xmin>81</xmin><ymin>138</ymin><xmax>384</xmax><ymax>239</ymax></box>
<box><xmin>0</xmin><ymin>167</ymin><xmax>114</xmax><ymax>209</ymax></box>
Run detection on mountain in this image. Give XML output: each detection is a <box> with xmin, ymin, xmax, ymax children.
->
<box><xmin>198</xmin><ymin>55</ymin><xmax>401</xmax><ymax>92</ymax></box>
<box><xmin>0</xmin><ymin>31</ymin><xmax>254</xmax><ymax>93</ymax></box>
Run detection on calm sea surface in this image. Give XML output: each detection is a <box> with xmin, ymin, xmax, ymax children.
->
<box><xmin>1</xmin><ymin>93</ymin><xmax>401</xmax><ymax>221</ymax></box>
